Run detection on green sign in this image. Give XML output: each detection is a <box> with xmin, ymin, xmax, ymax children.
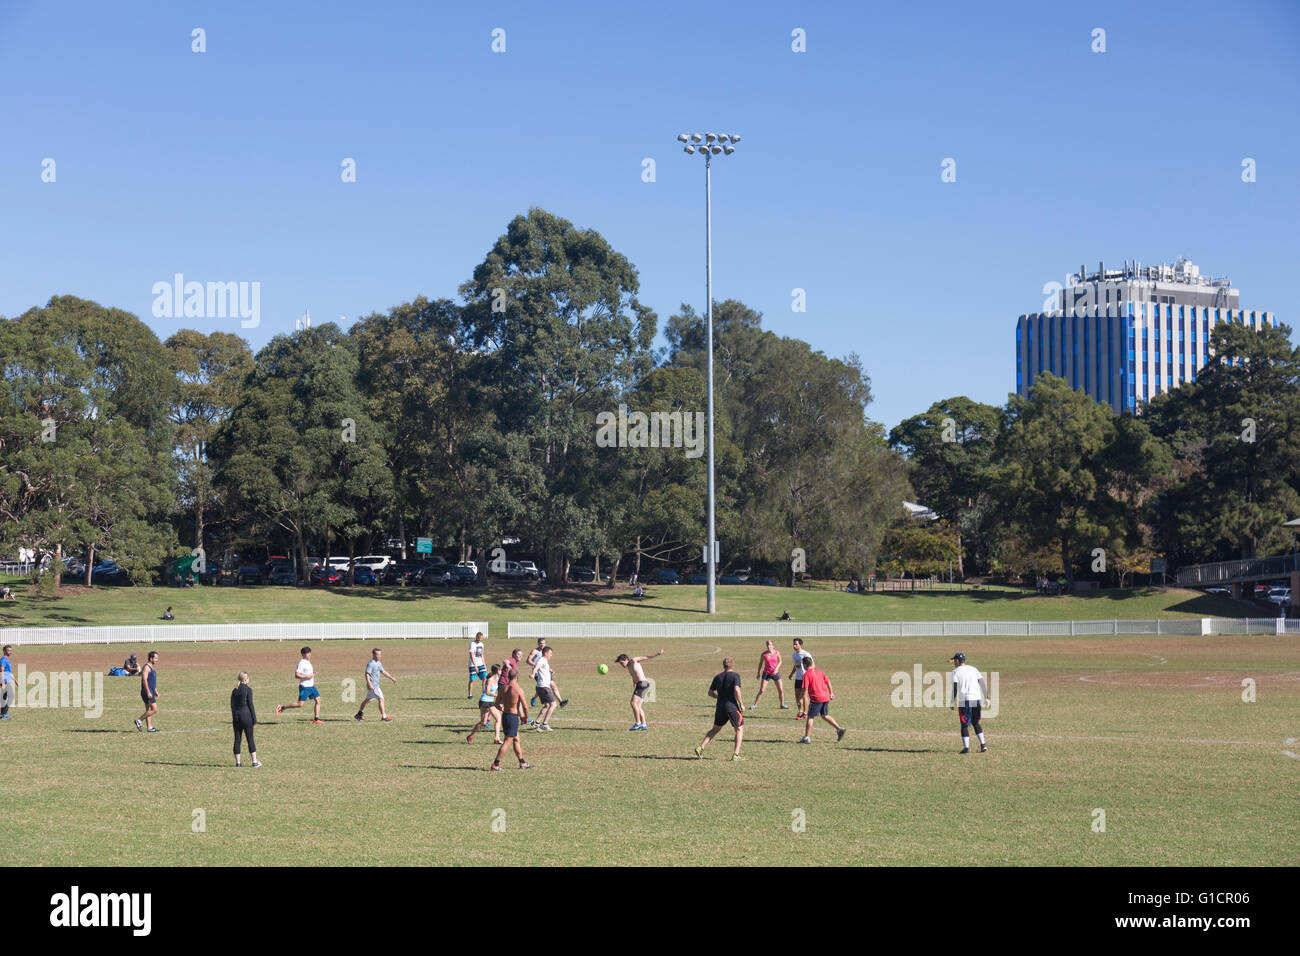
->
<box><xmin>416</xmin><ymin>538</ymin><xmax>432</xmax><ymax>554</ymax></box>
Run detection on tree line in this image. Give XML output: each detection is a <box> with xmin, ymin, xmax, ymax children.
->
<box><xmin>3</xmin><ymin>208</ymin><xmax>1297</xmax><ymax>588</ymax></box>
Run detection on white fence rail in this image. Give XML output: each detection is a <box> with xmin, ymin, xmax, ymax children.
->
<box><xmin>508</xmin><ymin>619</ymin><xmax>1299</xmax><ymax>639</ymax></box>
<box><xmin>0</xmin><ymin>621</ymin><xmax>489</xmax><ymax>647</ymax></box>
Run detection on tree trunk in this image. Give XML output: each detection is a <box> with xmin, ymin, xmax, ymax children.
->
<box><xmin>83</xmin><ymin>545</ymin><xmax>94</xmax><ymax>587</ymax></box>
<box><xmin>398</xmin><ymin>515</ymin><xmax>407</xmax><ymax>560</ymax></box>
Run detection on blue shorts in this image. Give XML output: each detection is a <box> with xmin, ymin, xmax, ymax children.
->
<box><xmin>298</xmin><ymin>686</ymin><xmax>320</xmax><ymax>701</ymax></box>
<box><xmin>502</xmin><ymin>714</ymin><xmax>520</xmax><ymax>738</ymax></box>
<box><xmin>808</xmin><ymin>700</ymin><xmax>830</xmax><ymax>718</ymax></box>
<box><xmin>469</xmin><ymin>665</ymin><xmax>487</xmax><ymax>679</ymax></box>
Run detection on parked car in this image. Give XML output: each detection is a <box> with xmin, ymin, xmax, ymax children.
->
<box><xmin>447</xmin><ymin>565</ymin><xmax>478</xmax><ymax>586</ymax></box>
<box><xmin>352</xmin><ymin>565</ymin><xmax>378</xmax><ymax>585</ymax></box>
<box><xmin>654</xmin><ymin>568</ymin><xmax>680</xmax><ymax>584</ymax></box>
<box><xmin>754</xmin><ymin>575</ymin><xmax>781</xmax><ymax>587</ymax></box>
<box><xmin>687</xmin><ymin>571</ymin><xmax>709</xmax><ymax>585</ymax></box>
<box><xmin>310</xmin><ymin>565</ymin><xmax>344</xmax><ymax>586</ymax></box>
<box><xmin>517</xmin><ymin>560</ymin><xmax>545</xmax><ymax>581</ymax></box>
<box><xmin>457</xmin><ymin>560</ymin><xmax>478</xmax><ymax>574</ymax></box>
<box><xmin>268</xmin><ymin>565</ymin><xmax>297</xmax><ymax>585</ymax></box>
<box><xmin>236</xmin><ymin>564</ymin><xmax>264</xmax><ymax>585</ymax></box>
<box><xmin>731</xmin><ymin>568</ymin><xmax>752</xmax><ymax>583</ymax></box>
<box><xmin>354</xmin><ymin>555</ymin><xmax>393</xmax><ymax>572</ymax></box>
<box><xmin>416</xmin><ymin>565</ymin><xmax>451</xmax><ymax>587</ymax></box>
<box><xmin>720</xmin><ymin>573</ymin><xmax>744</xmax><ymax>585</ymax></box>
<box><xmin>1204</xmin><ymin>586</ymin><xmax>1231</xmax><ymax>596</ymax></box>
<box><xmin>569</xmin><ymin>566</ymin><xmax>597</xmax><ymax>582</ymax></box>
<box><xmin>91</xmin><ymin>560</ymin><xmax>131</xmax><ymax>585</ymax></box>
<box><xmin>383</xmin><ymin>560</ymin><xmax>433</xmax><ymax>585</ymax></box>
<box><xmin>1267</xmin><ymin>587</ymin><xmax>1292</xmax><ymax>606</ymax></box>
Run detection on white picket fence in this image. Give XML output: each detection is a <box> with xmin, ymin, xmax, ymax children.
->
<box><xmin>0</xmin><ymin>621</ymin><xmax>489</xmax><ymax>647</ymax></box>
<box><xmin>508</xmin><ymin>619</ymin><xmax>1299</xmax><ymax>639</ymax></box>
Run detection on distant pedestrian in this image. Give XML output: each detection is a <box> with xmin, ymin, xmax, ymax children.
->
<box><xmin>798</xmin><ymin>656</ymin><xmax>845</xmax><ymax>743</ymax></box>
<box><xmin>467</xmin><ymin>631</ymin><xmax>487</xmax><ymax>699</ymax></box>
<box><xmin>135</xmin><ymin>651</ymin><xmax>160</xmax><ymax>732</ymax></box>
<box><xmin>356</xmin><ymin>648</ymin><xmax>397</xmax><ymax>721</ymax></box>
<box><xmin>694</xmin><ymin>657</ymin><xmax>745</xmax><ymax>760</ymax></box>
<box><xmin>275</xmin><ymin>646</ymin><xmax>322</xmax><ymax>724</ymax></box>
<box><xmin>231</xmin><ymin>672</ymin><xmax>260</xmax><ymax>767</ymax></box>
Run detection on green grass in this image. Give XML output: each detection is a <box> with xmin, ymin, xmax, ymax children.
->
<box><xmin>2</xmin><ymin>634</ymin><xmax>1296</xmax><ymax>865</ymax></box>
<box><xmin>0</xmin><ymin>575</ymin><xmax>1254</xmax><ymax>638</ymax></box>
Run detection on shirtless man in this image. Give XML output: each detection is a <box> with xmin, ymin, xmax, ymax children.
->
<box><xmin>615</xmin><ymin>648</ymin><xmax>663</xmax><ymax>731</ymax></box>
<box><xmin>491</xmin><ymin>673</ymin><xmax>531</xmax><ymax>771</ymax></box>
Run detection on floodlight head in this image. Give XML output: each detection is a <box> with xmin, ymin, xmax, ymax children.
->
<box><xmin>729</xmin><ymin>134</ymin><xmax>741</xmax><ymax>144</ymax></box>
<box><xmin>677</xmin><ymin>133</ymin><xmax>689</xmax><ymax>143</ymax></box>
<box><xmin>710</xmin><ymin>145</ymin><xmax>722</xmax><ymax>155</ymax></box>
<box><xmin>684</xmin><ymin>144</ymin><xmax>696</xmax><ymax>154</ymax></box>
<box><xmin>690</xmin><ymin>133</ymin><xmax>702</xmax><ymax>143</ymax></box>
<box><xmin>705</xmin><ymin>133</ymin><xmax>717</xmax><ymax>143</ymax></box>
<box><xmin>723</xmin><ymin>145</ymin><xmax>735</xmax><ymax>155</ymax></box>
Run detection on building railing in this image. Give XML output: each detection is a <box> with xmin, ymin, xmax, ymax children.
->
<box><xmin>1175</xmin><ymin>554</ymin><xmax>1298</xmax><ymax>586</ymax></box>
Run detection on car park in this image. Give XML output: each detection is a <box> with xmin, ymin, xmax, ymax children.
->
<box><xmin>517</xmin><ymin>560</ymin><xmax>545</xmax><ymax>581</ymax></box>
<box><xmin>654</xmin><ymin>568</ymin><xmax>680</xmax><ymax>584</ymax></box>
<box><xmin>448</xmin><ymin>566</ymin><xmax>477</xmax><ymax>586</ymax></box>
<box><xmin>268</xmin><ymin>565</ymin><xmax>297</xmax><ymax>585</ymax></box>
<box><xmin>457</xmin><ymin>560</ymin><xmax>478</xmax><ymax>574</ymax></box>
<box><xmin>352</xmin><ymin>565</ymin><xmax>378</xmax><ymax>585</ymax></box>
<box><xmin>310</xmin><ymin>566</ymin><xmax>344</xmax><ymax>587</ymax></box>
<box><xmin>236</xmin><ymin>564</ymin><xmax>264</xmax><ymax>585</ymax></box>
<box><xmin>354</xmin><ymin>555</ymin><xmax>392</xmax><ymax>572</ymax></box>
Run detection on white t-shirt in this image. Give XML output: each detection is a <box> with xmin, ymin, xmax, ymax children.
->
<box><xmin>469</xmin><ymin>641</ymin><xmax>485</xmax><ymax>667</ymax></box>
<box><xmin>950</xmin><ymin>664</ymin><xmax>984</xmax><ymax>703</ymax></box>
<box><xmin>365</xmin><ymin>659</ymin><xmax>385</xmax><ymax>692</ymax></box>
<box><xmin>534</xmin><ymin>658</ymin><xmax>551</xmax><ymax>688</ymax></box>
<box><xmin>296</xmin><ymin>658</ymin><xmax>315</xmax><ymax>688</ymax></box>
<box><xmin>793</xmin><ymin>650</ymin><xmax>811</xmax><ymax>679</ymax></box>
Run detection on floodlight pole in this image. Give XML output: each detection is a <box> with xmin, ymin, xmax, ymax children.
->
<box><xmin>705</xmin><ymin>152</ymin><xmax>717</xmax><ymax>614</ymax></box>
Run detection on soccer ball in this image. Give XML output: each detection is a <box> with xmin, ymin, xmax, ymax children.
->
<box><xmin>597</xmin><ymin>664</ymin><xmax>609</xmax><ymax>675</ymax></box>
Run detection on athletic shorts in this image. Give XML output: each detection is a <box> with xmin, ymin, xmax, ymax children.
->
<box><xmin>536</xmin><ymin>686</ymin><xmax>555</xmax><ymax>705</ymax></box>
<box><xmin>958</xmin><ymin>702</ymin><xmax>981</xmax><ymax>725</ymax></box>
<box><xmin>141</xmin><ymin>693</ymin><xmax>157</xmax><ymax>705</ymax></box>
<box><xmin>808</xmin><ymin>700</ymin><xmax>830</xmax><ymax>718</ymax></box>
<box><xmin>633</xmin><ymin>680</ymin><xmax>651</xmax><ymax>699</ymax></box>
<box><xmin>763</xmin><ymin>672</ymin><xmax>782</xmax><ymax>682</ymax></box>
<box><xmin>469</xmin><ymin>665</ymin><xmax>486</xmax><ymax>679</ymax></box>
<box><xmin>794</xmin><ymin>678</ymin><xmax>804</xmax><ymax>689</ymax></box>
<box><xmin>714</xmin><ymin>705</ymin><xmax>742</xmax><ymax>729</ymax></box>
<box><xmin>298</xmin><ymin>686</ymin><xmax>320</xmax><ymax>701</ymax></box>
<box><xmin>365</xmin><ymin>687</ymin><xmax>383</xmax><ymax>701</ymax></box>
<box><xmin>502</xmin><ymin>713</ymin><xmax>520</xmax><ymax>738</ymax></box>
<box><xmin>479</xmin><ymin>695</ymin><xmax>497</xmax><ymax>707</ymax></box>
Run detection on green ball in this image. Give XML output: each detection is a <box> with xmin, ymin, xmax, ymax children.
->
<box><xmin>598</xmin><ymin>663</ymin><xmax>609</xmax><ymax>675</ymax></box>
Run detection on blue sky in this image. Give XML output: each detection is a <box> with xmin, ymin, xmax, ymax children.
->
<box><xmin>3</xmin><ymin>0</ymin><xmax>1297</xmax><ymax>430</ymax></box>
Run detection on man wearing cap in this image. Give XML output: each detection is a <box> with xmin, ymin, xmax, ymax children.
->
<box><xmin>948</xmin><ymin>652</ymin><xmax>989</xmax><ymax>754</ymax></box>
<box><xmin>123</xmin><ymin>653</ymin><xmax>140</xmax><ymax>676</ymax></box>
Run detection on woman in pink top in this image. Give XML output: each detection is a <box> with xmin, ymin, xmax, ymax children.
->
<box><xmin>751</xmin><ymin>640</ymin><xmax>788</xmax><ymax>710</ymax></box>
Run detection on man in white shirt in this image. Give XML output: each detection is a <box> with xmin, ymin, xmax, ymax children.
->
<box><xmin>530</xmin><ymin>646</ymin><xmax>564</xmax><ymax>731</ymax></box>
<box><xmin>948</xmin><ymin>652</ymin><xmax>989</xmax><ymax>754</ymax></box>
<box><xmin>276</xmin><ymin>646</ymin><xmax>323</xmax><ymax>724</ymax></box>
<box><xmin>787</xmin><ymin>638</ymin><xmax>812</xmax><ymax>719</ymax></box>
<box><xmin>356</xmin><ymin>647</ymin><xmax>397</xmax><ymax>722</ymax></box>
<box><xmin>467</xmin><ymin>632</ymin><xmax>487</xmax><ymax>699</ymax></box>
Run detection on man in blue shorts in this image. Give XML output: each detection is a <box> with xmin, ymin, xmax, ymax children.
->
<box><xmin>467</xmin><ymin>632</ymin><xmax>487</xmax><ymax>699</ymax></box>
<box><xmin>275</xmin><ymin>646</ymin><xmax>323</xmax><ymax>724</ymax></box>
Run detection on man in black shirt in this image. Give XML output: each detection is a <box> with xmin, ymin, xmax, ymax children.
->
<box><xmin>694</xmin><ymin>657</ymin><xmax>745</xmax><ymax>761</ymax></box>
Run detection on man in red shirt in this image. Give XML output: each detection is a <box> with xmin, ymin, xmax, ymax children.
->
<box><xmin>799</xmin><ymin>656</ymin><xmax>845</xmax><ymax>743</ymax></box>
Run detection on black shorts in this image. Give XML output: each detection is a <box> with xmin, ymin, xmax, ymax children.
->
<box><xmin>794</xmin><ymin>678</ymin><xmax>804</xmax><ymax>690</ymax></box>
<box><xmin>141</xmin><ymin>692</ymin><xmax>157</xmax><ymax>705</ymax></box>
<box><xmin>536</xmin><ymin>686</ymin><xmax>555</xmax><ymax>705</ymax></box>
<box><xmin>714</xmin><ymin>705</ymin><xmax>742</xmax><ymax>729</ymax></box>
<box><xmin>958</xmin><ymin>702</ymin><xmax>981</xmax><ymax>725</ymax></box>
<box><xmin>809</xmin><ymin>700</ymin><xmax>829</xmax><ymax>718</ymax></box>
<box><xmin>763</xmin><ymin>672</ymin><xmax>782</xmax><ymax>682</ymax></box>
<box><xmin>633</xmin><ymin>681</ymin><xmax>651</xmax><ymax>699</ymax></box>
<box><xmin>502</xmin><ymin>714</ymin><xmax>520</xmax><ymax>738</ymax></box>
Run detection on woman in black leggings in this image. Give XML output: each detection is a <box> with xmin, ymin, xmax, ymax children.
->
<box><xmin>231</xmin><ymin>671</ymin><xmax>260</xmax><ymax>767</ymax></box>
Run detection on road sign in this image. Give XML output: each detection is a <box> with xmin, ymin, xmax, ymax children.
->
<box><xmin>416</xmin><ymin>538</ymin><xmax>432</xmax><ymax>554</ymax></box>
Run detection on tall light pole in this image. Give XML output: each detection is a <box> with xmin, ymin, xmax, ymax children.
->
<box><xmin>678</xmin><ymin>131</ymin><xmax>739</xmax><ymax>614</ymax></box>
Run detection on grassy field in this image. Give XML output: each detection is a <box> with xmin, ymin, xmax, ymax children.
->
<box><xmin>2</xmin><ymin>632</ymin><xmax>1296</xmax><ymax>866</ymax></box>
<box><xmin>0</xmin><ymin>576</ymin><xmax>1254</xmax><ymax>637</ymax></box>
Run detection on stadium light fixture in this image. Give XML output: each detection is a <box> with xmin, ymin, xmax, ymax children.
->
<box><xmin>675</xmin><ymin>131</ymin><xmax>740</xmax><ymax>615</ymax></box>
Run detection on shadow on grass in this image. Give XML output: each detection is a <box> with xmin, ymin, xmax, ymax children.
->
<box><xmin>845</xmin><ymin>746</ymin><xmax>939</xmax><ymax>754</ymax></box>
<box><xmin>65</xmin><ymin>728</ymin><xmax>123</xmax><ymax>733</ymax></box>
<box><xmin>143</xmin><ymin>760</ymin><xmax>228</xmax><ymax>768</ymax></box>
<box><xmin>602</xmin><ymin>754</ymin><xmax>700</xmax><ymax>761</ymax></box>
<box><xmin>303</xmin><ymin>583</ymin><xmax>713</xmax><ymax>616</ymax></box>
<box><xmin>399</xmin><ymin>763</ymin><xmax>488</xmax><ymax>772</ymax></box>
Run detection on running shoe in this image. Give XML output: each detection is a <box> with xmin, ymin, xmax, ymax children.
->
<box><xmin>147</xmin><ymin>727</ymin><xmax>160</xmax><ymax>733</ymax></box>
<box><xmin>134</xmin><ymin>719</ymin><xmax>143</xmax><ymax>731</ymax></box>
<box><xmin>694</xmin><ymin>746</ymin><xmax>704</xmax><ymax>758</ymax></box>
<box><xmin>836</xmin><ymin>727</ymin><xmax>846</xmax><ymax>742</ymax></box>
<box><xmin>251</xmin><ymin>761</ymin><xmax>262</xmax><ymax>768</ymax></box>
<box><xmin>311</xmin><ymin>719</ymin><xmax>324</xmax><ymax>725</ymax></box>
